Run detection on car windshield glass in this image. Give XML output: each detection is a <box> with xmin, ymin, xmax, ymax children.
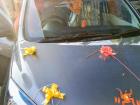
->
<box><xmin>32</xmin><ymin>0</ymin><xmax>140</xmax><ymax>41</ymax></box>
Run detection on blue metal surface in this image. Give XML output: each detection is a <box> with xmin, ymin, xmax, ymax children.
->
<box><xmin>12</xmin><ymin>42</ymin><xmax>140</xmax><ymax>105</ymax></box>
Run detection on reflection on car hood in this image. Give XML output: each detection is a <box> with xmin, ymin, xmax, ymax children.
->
<box><xmin>12</xmin><ymin>42</ymin><xmax>140</xmax><ymax>105</ymax></box>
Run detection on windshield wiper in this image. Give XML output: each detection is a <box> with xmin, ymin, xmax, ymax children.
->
<box><xmin>41</xmin><ymin>29</ymin><xmax>140</xmax><ymax>42</ymax></box>
<box><xmin>42</xmin><ymin>32</ymin><xmax>113</xmax><ymax>42</ymax></box>
<box><xmin>114</xmin><ymin>29</ymin><xmax>140</xmax><ymax>37</ymax></box>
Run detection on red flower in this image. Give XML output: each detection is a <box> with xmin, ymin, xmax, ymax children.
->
<box><xmin>81</xmin><ymin>19</ymin><xmax>87</xmax><ymax>28</ymax></box>
<box><xmin>99</xmin><ymin>46</ymin><xmax>116</xmax><ymax>59</ymax></box>
<box><xmin>98</xmin><ymin>46</ymin><xmax>140</xmax><ymax>82</ymax></box>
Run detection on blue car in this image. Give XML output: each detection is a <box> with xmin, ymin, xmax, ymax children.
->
<box><xmin>1</xmin><ymin>0</ymin><xmax>140</xmax><ymax>105</ymax></box>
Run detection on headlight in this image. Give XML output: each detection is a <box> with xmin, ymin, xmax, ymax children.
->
<box><xmin>6</xmin><ymin>79</ymin><xmax>35</xmax><ymax>105</ymax></box>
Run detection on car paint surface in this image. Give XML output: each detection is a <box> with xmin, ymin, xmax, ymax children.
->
<box><xmin>11</xmin><ymin>40</ymin><xmax>140</xmax><ymax>105</ymax></box>
<box><xmin>8</xmin><ymin>0</ymin><xmax>140</xmax><ymax>105</ymax></box>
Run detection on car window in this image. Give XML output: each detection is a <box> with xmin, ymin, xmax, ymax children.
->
<box><xmin>34</xmin><ymin>0</ymin><xmax>140</xmax><ymax>36</ymax></box>
<box><xmin>120</xmin><ymin>3</ymin><xmax>131</xmax><ymax>23</ymax></box>
<box><xmin>25</xmin><ymin>0</ymin><xmax>140</xmax><ymax>42</ymax></box>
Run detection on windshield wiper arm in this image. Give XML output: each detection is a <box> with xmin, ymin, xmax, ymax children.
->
<box><xmin>41</xmin><ymin>29</ymin><xmax>140</xmax><ymax>42</ymax></box>
<box><xmin>42</xmin><ymin>32</ymin><xmax>113</xmax><ymax>42</ymax></box>
<box><xmin>92</xmin><ymin>29</ymin><xmax>140</xmax><ymax>41</ymax></box>
<box><xmin>113</xmin><ymin>29</ymin><xmax>140</xmax><ymax>37</ymax></box>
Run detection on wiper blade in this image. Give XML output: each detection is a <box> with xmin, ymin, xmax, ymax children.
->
<box><xmin>41</xmin><ymin>29</ymin><xmax>140</xmax><ymax>42</ymax></box>
<box><xmin>77</xmin><ymin>29</ymin><xmax>140</xmax><ymax>40</ymax></box>
<box><xmin>94</xmin><ymin>29</ymin><xmax>140</xmax><ymax>41</ymax></box>
<box><xmin>114</xmin><ymin>29</ymin><xmax>140</xmax><ymax>37</ymax></box>
<box><xmin>42</xmin><ymin>32</ymin><xmax>113</xmax><ymax>42</ymax></box>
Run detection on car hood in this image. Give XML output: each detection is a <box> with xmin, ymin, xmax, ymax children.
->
<box><xmin>12</xmin><ymin>41</ymin><xmax>140</xmax><ymax>105</ymax></box>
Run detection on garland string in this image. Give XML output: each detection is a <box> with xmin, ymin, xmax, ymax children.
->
<box><xmin>112</xmin><ymin>55</ymin><xmax>140</xmax><ymax>82</ymax></box>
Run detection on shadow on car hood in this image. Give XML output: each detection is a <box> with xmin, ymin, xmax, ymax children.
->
<box><xmin>12</xmin><ymin>42</ymin><xmax>140</xmax><ymax>105</ymax></box>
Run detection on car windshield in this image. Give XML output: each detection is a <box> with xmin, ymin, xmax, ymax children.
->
<box><xmin>23</xmin><ymin>0</ymin><xmax>140</xmax><ymax>42</ymax></box>
<box><xmin>34</xmin><ymin>0</ymin><xmax>140</xmax><ymax>36</ymax></box>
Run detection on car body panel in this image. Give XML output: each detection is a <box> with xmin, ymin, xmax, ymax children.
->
<box><xmin>11</xmin><ymin>40</ymin><xmax>140</xmax><ymax>105</ymax></box>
